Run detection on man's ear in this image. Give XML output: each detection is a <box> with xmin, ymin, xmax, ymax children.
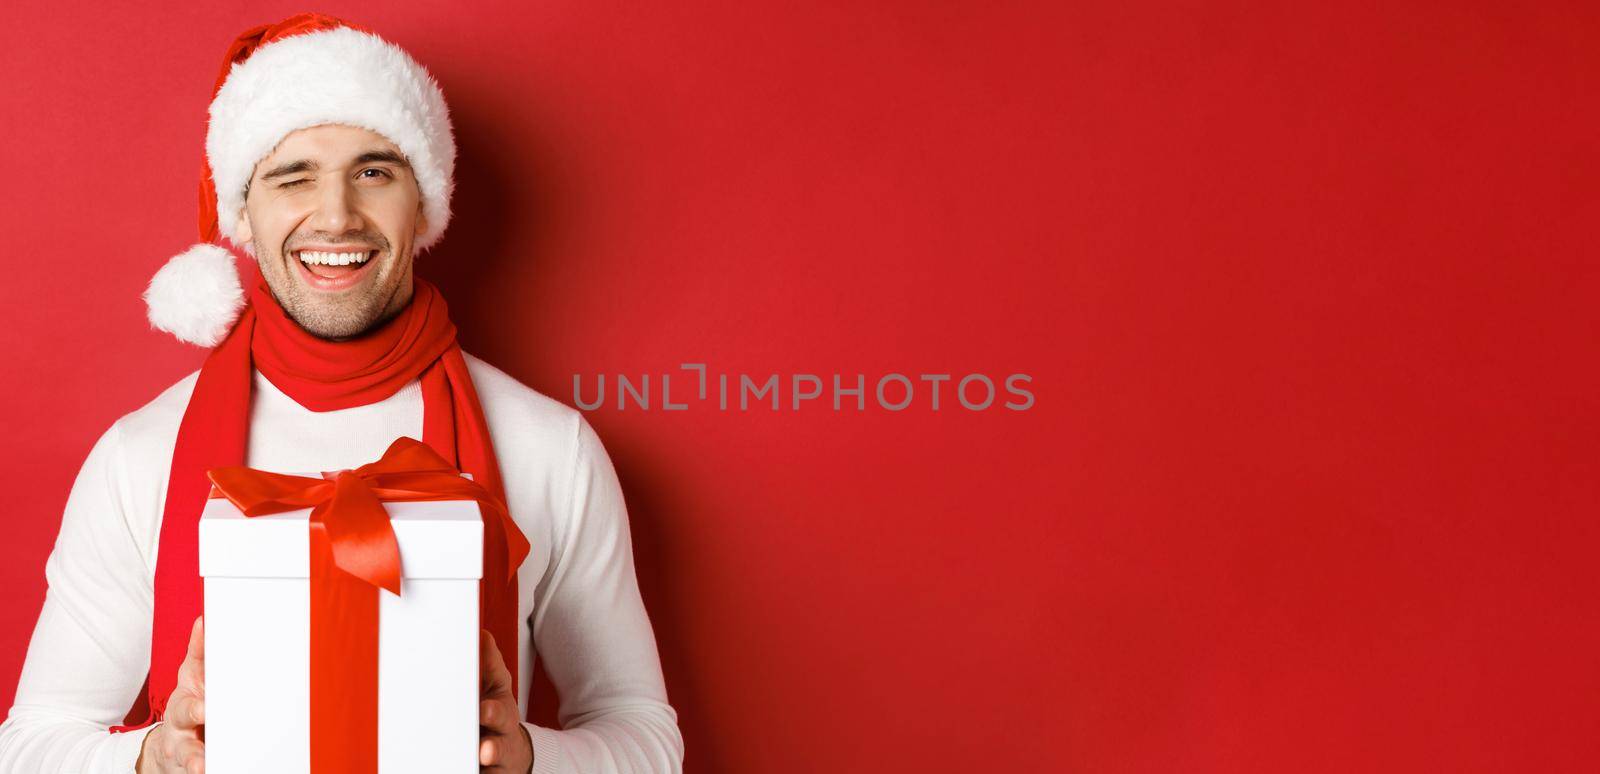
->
<box><xmin>414</xmin><ymin>201</ymin><xmax>428</xmax><ymax>237</ymax></box>
<box><xmin>235</xmin><ymin>209</ymin><xmax>252</xmax><ymax>244</ymax></box>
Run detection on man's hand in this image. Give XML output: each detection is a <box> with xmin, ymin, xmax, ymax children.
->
<box><xmin>137</xmin><ymin>616</ymin><xmax>206</xmax><ymax>773</ymax></box>
<box><xmin>480</xmin><ymin>629</ymin><xmax>533</xmax><ymax>773</ymax></box>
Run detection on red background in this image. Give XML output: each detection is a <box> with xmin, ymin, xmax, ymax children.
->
<box><xmin>2</xmin><ymin>2</ymin><xmax>1596</xmax><ymax>771</ymax></box>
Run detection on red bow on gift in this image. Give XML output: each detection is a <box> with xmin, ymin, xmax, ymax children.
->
<box><xmin>206</xmin><ymin>435</ymin><xmax>528</xmax><ymax>593</ymax></box>
<box><xmin>205</xmin><ymin>436</ymin><xmax>527</xmax><ymax>774</ymax></box>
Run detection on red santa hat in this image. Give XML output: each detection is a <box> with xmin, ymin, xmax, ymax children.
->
<box><xmin>144</xmin><ymin>12</ymin><xmax>457</xmax><ymax>346</ymax></box>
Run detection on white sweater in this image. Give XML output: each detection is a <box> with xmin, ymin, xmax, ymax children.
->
<box><xmin>0</xmin><ymin>352</ymin><xmax>684</xmax><ymax>773</ymax></box>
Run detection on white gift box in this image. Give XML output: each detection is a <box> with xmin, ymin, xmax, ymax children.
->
<box><xmin>199</xmin><ymin>491</ymin><xmax>483</xmax><ymax>773</ymax></box>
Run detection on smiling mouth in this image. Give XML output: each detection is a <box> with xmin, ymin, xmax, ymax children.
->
<box><xmin>292</xmin><ymin>248</ymin><xmax>380</xmax><ymax>289</ymax></box>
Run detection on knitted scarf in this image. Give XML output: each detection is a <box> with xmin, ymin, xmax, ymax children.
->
<box><xmin>113</xmin><ymin>271</ymin><xmax>529</xmax><ymax>730</ymax></box>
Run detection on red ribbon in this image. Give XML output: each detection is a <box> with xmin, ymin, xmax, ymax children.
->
<box><xmin>206</xmin><ymin>436</ymin><xmax>525</xmax><ymax>773</ymax></box>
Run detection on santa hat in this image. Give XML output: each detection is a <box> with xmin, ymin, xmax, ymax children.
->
<box><xmin>144</xmin><ymin>12</ymin><xmax>457</xmax><ymax>346</ymax></box>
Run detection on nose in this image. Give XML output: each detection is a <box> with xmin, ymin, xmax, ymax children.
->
<box><xmin>307</xmin><ymin>175</ymin><xmax>366</xmax><ymax>234</ymax></box>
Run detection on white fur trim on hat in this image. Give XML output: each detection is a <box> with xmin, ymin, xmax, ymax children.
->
<box><xmin>206</xmin><ymin>26</ymin><xmax>456</xmax><ymax>253</ymax></box>
<box><xmin>144</xmin><ymin>244</ymin><xmax>245</xmax><ymax>347</ymax></box>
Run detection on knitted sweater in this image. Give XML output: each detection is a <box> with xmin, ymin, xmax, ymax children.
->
<box><xmin>0</xmin><ymin>353</ymin><xmax>683</xmax><ymax>772</ymax></box>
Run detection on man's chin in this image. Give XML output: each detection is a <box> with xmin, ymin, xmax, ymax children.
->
<box><xmin>286</xmin><ymin>304</ymin><xmax>385</xmax><ymax>340</ymax></box>
<box><xmin>274</xmin><ymin>285</ymin><xmax>383</xmax><ymax>338</ymax></box>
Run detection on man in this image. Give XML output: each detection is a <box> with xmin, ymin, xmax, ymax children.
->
<box><xmin>0</xmin><ymin>13</ymin><xmax>683</xmax><ymax>774</ymax></box>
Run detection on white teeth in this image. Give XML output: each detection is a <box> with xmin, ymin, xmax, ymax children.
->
<box><xmin>297</xmin><ymin>250</ymin><xmax>372</xmax><ymax>266</ymax></box>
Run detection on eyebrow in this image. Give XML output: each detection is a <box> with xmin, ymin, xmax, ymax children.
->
<box><xmin>259</xmin><ymin>149</ymin><xmax>412</xmax><ymax>182</ymax></box>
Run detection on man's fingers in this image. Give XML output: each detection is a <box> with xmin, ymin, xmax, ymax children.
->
<box><xmin>184</xmin><ymin>693</ymin><xmax>199</xmax><ymax>729</ymax></box>
<box><xmin>165</xmin><ymin>693</ymin><xmax>190</xmax><ymax>731</ymax></box>
<box><xmin>180</xmin><ymin>616</ymin><xmax>206</xmax><ymax>692</ymax></box>
<box><xmin>188</xmin><ymin>616</ymin><xmax>204</xmax><ymax>663</ymax></box>
<box><xmin>479</xmin><ymin>629</ymin><xmax>504</xmax><ymax>675</ymax></box>
<box><xmin>166</xmin><ymin>690</ymin><xmax>205</xmax><ymax>731</ymax></box>
<box><xmin>482</xmin><ymin>697</ymin><xmax>518</xmax><ymax>730</ymax></box>
<box><xmin>178</xmin><ymin>659</ymin><xmax>207</xmax><ymax>697</ymax></box>
<box><xmin>478</xmin><ymin>706</ymin><xmax>533</xmax><ymax>772</ymax></box>
<box><xmin>173</xmin><ymin>734</ymin><xmax>205</xmax><ymax>773</ymax></box>
<box><xmin>151</xmin><ymin>618</ymin><xmax>209</xmax><ymax>772</ymax></box>
<box><xmin>479</xmin><ymin>629</ymin><xmax>512</xmax><ymax>697</ymax></box>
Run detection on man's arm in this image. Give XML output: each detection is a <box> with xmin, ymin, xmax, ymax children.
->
<box><xmin>0</xmin><ymin>420</ymin><xmax>156</xmax><ymax>772</ymax></box>
<box><xmin>521</xmin><ymin>414</ymin><xmax>684</xmax><ymax>773</ymax></box>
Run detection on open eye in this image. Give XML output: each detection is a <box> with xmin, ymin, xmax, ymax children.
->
<box><xmin>358</xmin><ymin>168</ymin><xmax>393</xmax><ymax>181</ymax></box>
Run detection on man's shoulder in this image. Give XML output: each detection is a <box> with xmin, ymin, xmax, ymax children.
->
<box><xmin>461</xmin><ymin>351</ymin><xmax>585</xmax><ymax>442</ymax></box>
<box><xmin>111</xmin><ymin>368</ymin><xmax>202</xmax><ymax>448</ymax></box>
<box><xmin>76</xmin><ymin>369</ymin><xmax>203</xmax><ymax>503</ymax></box>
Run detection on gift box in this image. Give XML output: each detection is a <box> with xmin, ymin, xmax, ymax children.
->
<box><xmin>199</xmin><ymin>476</ymin><xmax>483</xmax><ymax>773</ymax></box>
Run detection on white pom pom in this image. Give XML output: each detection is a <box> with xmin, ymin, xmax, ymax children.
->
<box><xmin>143</xmin><ymin>244</ymin><xmax>245</xmax><ymax>347</ymax></box>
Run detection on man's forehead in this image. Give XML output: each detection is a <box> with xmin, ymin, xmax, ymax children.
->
<box><xmin>255</xmin><ymin>124</ymin><xmax>408</xmax><ymax>174</ymax></box>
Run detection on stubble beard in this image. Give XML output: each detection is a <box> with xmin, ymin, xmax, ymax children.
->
<box><xmin>254</xmin><ymin>237</ymin><xmax>408</xmax><ymax>341</ymax></box>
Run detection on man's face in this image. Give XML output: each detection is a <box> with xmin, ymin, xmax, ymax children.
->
<box><xmin>236</xmin><ymin>123</ymin><xmax>427</xmax><ymax>339</ymax></box>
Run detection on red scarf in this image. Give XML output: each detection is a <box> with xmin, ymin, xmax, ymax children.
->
<box><xmin>114</xmin><ymin>271</ymin><xmax>530</xmax><ymax>730</ymax></box>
